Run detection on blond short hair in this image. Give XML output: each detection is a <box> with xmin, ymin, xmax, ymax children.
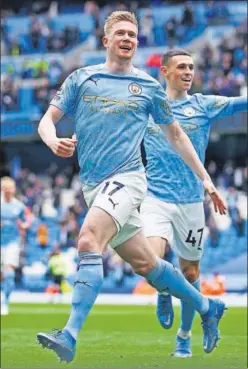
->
<box><xmin>104</xmin><ymin>11</ymin><xmax>138</xmax><ymax>36</ymax></box>
<box><xmin>1</xmin><ymin>176</ymin><xmax>15</xmax><ymax>186</ymax></box>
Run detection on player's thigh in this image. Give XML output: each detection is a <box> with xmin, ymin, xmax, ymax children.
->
<box><xmin>79</xmin><ymin>207</ymin><xmax>118</xmax><ymax>252</ymax></box>
<box><xmin>107</xmin><ymin>208</ymin><xmax>143</xmax><ymax>249</ymax></box>
<box><xmin>173</xmin><ymin>202</ymin><xmax>205</xmax><ymax>261</ymax></box>
<box><xmin>83</xmin><ymin>171</ymin><xmax>147</xmax><ymax>251</ymax></box>
<box><xmin>147</xmin><ymin>237</ymin><xmax>167</xmax><ymax>258</ymax></box>
<box><xmin>140</xmin><ymin>195</ymin><xmax>174</xmax><ymax>244</ymax></box>
<box><xmin>115</xmin><ymin>229</ymin><xmax>157</xmax><ymax>274</ymax></box>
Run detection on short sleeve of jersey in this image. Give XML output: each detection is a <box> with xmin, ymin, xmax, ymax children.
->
<box><xmin>50</xmin><ymin>71</ymin><xmax>78</xmax><ymax>114</ymax></box>
<box><xmin>200</xmin><ymin>94</ymin><xmax>231</xmax><ymax>120</ymax></box>
<box><xmin>150</xmin><ymin>84</ymin><xmax>175</xmax><ymax>125</ymax></box>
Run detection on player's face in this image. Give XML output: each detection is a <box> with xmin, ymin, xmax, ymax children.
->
<box><xmin>103</xmin><ymin>21</ymin><xmax>138</xmax><ymax>61</ymax></box>
<box><xmin>2</xmin><ymin>181</ymin><xmax>16</xmax><ymax>198</ymax></box>
<box><xmin>161</xmin><ymin>55</ymin><xmax>195</xmax><ymax>91</ymax></box>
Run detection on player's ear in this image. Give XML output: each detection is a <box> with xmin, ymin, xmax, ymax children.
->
<box><xmin>102</xmin><ymin>35</ymin><xmax>108</xmax><ymax>48</ymax></box>
<box><xmin>160</xmin><ymin>65</ymin><xmax>168</xmax><ymax>76</ymax></box>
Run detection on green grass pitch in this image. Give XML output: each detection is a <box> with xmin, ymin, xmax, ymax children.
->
<box><xmin>1</xmin><ymin>304</ymin><xmax>247</xmax><ymax>368</ymax></box>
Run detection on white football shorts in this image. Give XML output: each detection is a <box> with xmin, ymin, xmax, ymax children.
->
<box><xmin>140</xmin><ymin>195</ymin><xmax>205</xmax><ymax>261</ymax></box>
<box><xmin>83</xmin><ymin>171</ymin><xmax>147</xmax><ymax>248</ymax></box>
<box><xmin>1</xmin><ymin>242</ymin><xmax>21</xmax><ymax>268</ymax></box>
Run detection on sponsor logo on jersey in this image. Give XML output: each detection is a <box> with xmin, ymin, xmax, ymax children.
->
<box><xmin>83</xmin><ymin>95</ymin><xmax>139</xmax><ymax>116</ymax></box>
<box><xmin>128</xmin><ymin>83</ymin><xmax>142</xmax><ymax>95</ymax></box>
<box><xmin>183</xmin><ymin>107</ymin><xmax>196</xmax><ymax>117</ymax></box>
<box><xmin>181</xmin><ymin>123</ymin><xmax>198</xmax><ymax>132</ymax></box>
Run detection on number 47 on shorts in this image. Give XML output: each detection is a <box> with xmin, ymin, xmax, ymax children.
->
<box><xmin>185</xmin><ymin>228</ymin><xmax>204</xmax><ymax>250</ymax></box>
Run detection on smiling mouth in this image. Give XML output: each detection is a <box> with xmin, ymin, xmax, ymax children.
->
<box><xmin>120</xmin><ymin>46</ymin><xmax>132</xmax><ymax>51</ymax></box>
<box><xmin>181</xmin><ymin>78</ymin><xmax>191</xmax><ymax>82</ymax></box>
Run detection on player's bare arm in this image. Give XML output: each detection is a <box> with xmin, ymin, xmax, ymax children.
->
<box><xmin>38</xmin><ymin>105</ymin><xmax>77</xmax><ymax>158</ymax></box>
<box><xmin>159</xmin><ymin>120</ymin><xmax>226</xmax><ymax>214</ymax></box>
<box><xmin>16</xmin><ymin>219</ymin><xmax>30</xmax><ymax>230</ymax></box>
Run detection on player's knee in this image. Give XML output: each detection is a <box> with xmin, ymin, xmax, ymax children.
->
<box><xmin>131</xmin><ymin>260</ymin><xmax>156</xmax><ymax>277</ymax></box>
<box><xmin>77</xmin><ymin>224</ymin><xmax>100</xmax><ymax>252</ymax></box>
<box><xmin>182</xmin><ymin>265</ymin><xmax>199</xmax><ymax>283</ymax></box>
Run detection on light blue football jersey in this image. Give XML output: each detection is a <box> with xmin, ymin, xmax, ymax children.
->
<box><xmin>50</xmin><ymin>64</ymin><xmax>174</xmax><ymax>186</ymax></box>
<box><xmin>144</xmin><ymin>94</ymin><xmax>247</xmax><ymax>203</ymax></box>
<box><xmin>1</xmin><ymin>197</ymin><xmax>26</xmax><ymax>247</ymax></box>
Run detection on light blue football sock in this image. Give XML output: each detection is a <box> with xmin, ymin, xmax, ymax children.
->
<box><xmin>146</xmin><ymin>258</ymin><xmax>209</xmax><ymax>315</ymax></box>
<box><xmin>180</xmin><ymin>278</ymin><xmax>201</xmax><ymax>333</ymax></box>
<box><xmin>64</xmin><ymin>252</ymin><xmax>103</xmax><ymax>340</ymax></box>
<box><xmin>2</xmin><ymin>269</ymin><xmax>15</xmax><ymax>305</ymax></box>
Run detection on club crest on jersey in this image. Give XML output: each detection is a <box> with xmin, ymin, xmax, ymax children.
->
<box><xmin>128</xmin><ymin>83</ymin><xmax>142</xmax><ymax>95</ymax></box>
<box><xmin>183</xmin><ymin>107</ymin><xmax>195</xmax><ymax>117</ymax></box>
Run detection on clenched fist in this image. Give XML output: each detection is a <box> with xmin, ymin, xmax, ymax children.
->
<box><xmin>48</xmin><ymin>135</ymin><xmax>77</xmax><ymax>158</ymax></box>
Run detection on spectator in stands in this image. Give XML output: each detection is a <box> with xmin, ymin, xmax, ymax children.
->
<box><xmin>200</xmin><ymin>43</ymin><xmax>216</xmax><ymax>70</ymax></box>
<box><xmin>234</xmin><ymin>208</ymin><xmax>245</xmax><ymax>238</ymax></box>
<box><xmin>21</xmin><ymin>61</ymin><xmax>34</xmax><ymax>79</ymax></box>
<box><xmin>64</xmin><ymin>26</ymin><xmax>80</xmax><ymax>48</ymax></box>
<box><xmin>243</xmin><ymin>166</ymin><xmax>248</xmax><ymax>193</ymax></box>
<box><xmin>37</xmin><ymin>222</ymin><xmax>48</xmax><ymax>248</ymax></box>
<box><xmin>207</xmin><ymin>216</ymin><xmax>220</xmax><ymax>248</ymax></box>
<box><xmin>30</xmin><ymin>15</ymin><xmax>41</xmax><ymax>50</ymax></box>
<box><xmin>1</xmin><ymin>16</ymin><xmax>11</xmax><ymax>55</ymax></box>
<box><xmin>39</xmin><ymin>18</ymin><xmax>53</xmax><ymax>52</ymax></box>
<box><xmin>181</xmin><ymin>3</ymin><xmax>194</xmax><ymax>28</ymax></box>
<box><xmin>84</xmin><ymin>1</ymin><xmax>103</xmax><ymax>49</ymax></box>
<box><xmin>233</xmin><ymin>167</ymin><xmax>244</xmax><ymax>191</ymax></box>
<box><xmin>46</xmin><ymin>246</ymin><xmax>69</xmax><ymax>293</ymax></box>
<box><xmin>164</xmin><ymin>16</ymin><xmax>178</xmax><ymax>48</ymax></box>
<box><xmin>48</xmin><ymin>60</ymin><xmax>64</xmax><ymax>87</ymax></box>
<box><xmin>8</xmin><ymin>39</ymin><xmax>21</xmax><ymax>56</ymax></box>
<box><xmin>226</xmin><ymin>187</ymin><xmax>238</xmax><ymax>222</ymax></box>
<box><xmin>60</xmin><ymin>209</ymin><xmax>79</xmax><ymax>249</ymax></box>
<box><xmin>1</xmin><ymin>73</ymin><xmax>18</xmax><ymax>111</ymax></box>
<box><xmin>222</xmin><ymin>161</ymin><xmax>234</xmax><ymax>188</ymax></box>
<box><xmin>218</xmin><ymin>77</ymin><xmax>239</xmax><ymax>97</ymax></box>
<box><xmin>205</xmin><ymin>1</ymin><xmax>229</xmax><ymax>25</ymax></box>
<box><xmin>35</xmin><ymin>86</ymin><xmax>50</xmax><ymax>114</ymax></box>
<box><xmin>215</xmin><ymin>2</ymin><xmax>230</xmax><ymax>22</ymax></box>
<box><xmin>139</xmin><ymin>9</ymin><xmax>154</xmax><ymax>47</ymax></box>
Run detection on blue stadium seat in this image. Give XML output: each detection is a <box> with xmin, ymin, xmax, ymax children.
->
<box><xmin>50</xmin><ymin>14</ymin><xmax>94</xmax><ymax>32</ymax></box>
<box><xmin>6</xmin><ymin>16</ymin><xmax>31</xmax><ymax>36</ymax></box>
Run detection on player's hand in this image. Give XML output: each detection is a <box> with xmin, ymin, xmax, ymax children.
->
<box><xmin>203</xmin><ymin>180</ymin><xmax>227</xmax><ymax>215</ymax></box>
<box><xmin>48</xmin><ymin>136</ymin><xmax>77</xmax><ymax>158</ymax></box>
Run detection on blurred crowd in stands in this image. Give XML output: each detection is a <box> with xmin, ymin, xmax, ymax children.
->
<box><xmin>192</xmin><ymin>19</ymin><xmax>247</xmax><ymax>96</ymax></box>
<box><xmin>4</xmin><ymin>153</ymin><xmax>248</xmax><ymax>250</ymax></box>
<box><xmin>1</xmin><ymin>1</ymin><xmax>235</xmax><ymax>55</ymax></box>
<box><xmin>1</xmin><ymin>154</ymin><xmax>246</xmax><ymax>288</ymax></box>
<box><xmin>148</xmin><ymin>18</ymin><xmax>247</xmax><ymax>96</ymax></box>
<box><xmin>204</xmin><ymin>160</ymin><xmax>247</xmax><ymax>248</ymax></box>
<box><xmin>1</xmin><ymin>2</ymin><xmax>247</xmax><ymax>113</ymax></box>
